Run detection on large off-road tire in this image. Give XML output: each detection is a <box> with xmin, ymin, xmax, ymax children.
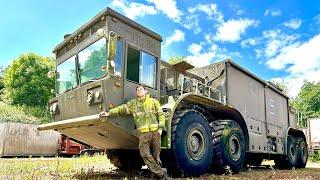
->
<box><xmin>274</xmin><ymin>135</ymin><xmax>297</xmax><ymax>169</ymax></box>
<box><xmin>296</xmin><ymin>137</ymin><xmax>308</xmax><ymax>168</ymax></box>
<box><xmin>210</xmin><ymin>120</ymin><xmax>246</xmax><ymax>174</ymax></box>
<box><xmin>165</xmin><ymin>110</ymin><xmax>213</xmax><ymax>177</ymax></box>
<box><xmin>106</xmin><ymin>149</ymin><xmax>144</xmax><ymax>171</ymax></box>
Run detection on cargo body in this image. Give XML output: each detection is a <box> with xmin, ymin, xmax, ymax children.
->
<box><xmin>38</xmin><ymin>7</ymin><xmax>307</xmax><ymax>176</ymax></box>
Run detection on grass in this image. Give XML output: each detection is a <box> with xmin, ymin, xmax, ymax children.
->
<box><xmin>0</xmin><ymin>102</ymin><xmax>50</xmax><ymax>124</ymax></box>
<box><xmin>0</xmin><ymin>155</ymin><xmax>115</xmax><ymax>180</ymax></box>
<box><xmin>0</xmin><ymin>155</ymin><xmax>319</xmax><ymax>179</ymax></box>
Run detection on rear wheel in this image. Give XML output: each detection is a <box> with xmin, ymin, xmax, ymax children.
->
<box><xmin>210</xmin><ymin>120</ymin><xmax>246</xmax><ymax>174</ymax></box>
<box><xmin>296</xmin><ymin>137</ymin><xmax>308</xmax><ymax>168</ymax></box>
<box><xmin>165</xmin><ymin>110</ymin><xmax>213</xmax><ymax>177</ymax></box>
<box><xmin>274</xmin><ymin>135</ymin><xmax>297</xmax><ymax>169</ymax></box>
<box><xmin>106</xmin><ymin>149</ymin><xmax>143</xmax><ymax>171</ymax></box>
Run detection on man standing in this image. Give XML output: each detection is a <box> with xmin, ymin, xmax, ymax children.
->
<box><xmin>99</xmin><ymin>85</ymin><xmax>168</xmax><ymax>179</ymax></box>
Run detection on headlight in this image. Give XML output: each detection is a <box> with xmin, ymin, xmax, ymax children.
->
<box><xmin>87</xmin><ymin>91</ymin><xmax>94</xmax><ymax>104</ymax></box>
<box><xmin>50</xmin><ymin>102</ymin><xmax>59</xmax><ymax>115</ymax></box>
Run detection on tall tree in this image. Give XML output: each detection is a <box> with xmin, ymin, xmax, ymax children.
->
<box><xmin>0</xmin><ymin>66</ymin><xmax>4</xmax><ymax>99</ymax></box>
<box><xmin>292</xmin><ymin>81</ymin><xmax>320</xmax><ymax>127</ymax></box>
<box><xmin>2</xmin><ymin>53</ymin><xmax>55</xmax><ymax>106</ymax></box>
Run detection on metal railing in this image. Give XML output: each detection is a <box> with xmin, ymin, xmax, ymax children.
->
<box><xmin>180</xmin><ymin>76</ymin><xmax>225</xmax><ymax>103</ymax></box>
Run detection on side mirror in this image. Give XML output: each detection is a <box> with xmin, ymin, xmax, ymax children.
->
<box><xmin>107</xmin><ymin>31</ymin><xmax>118</xmax><ymax>73</ymax></box>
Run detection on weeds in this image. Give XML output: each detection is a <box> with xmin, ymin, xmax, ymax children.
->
<box><xmin>0</xmin><ymin>102</ymin><xmax>50</xmax><ymax>124</ymax></box>
<box><xmin>310</xmin><ymin>150</ymin><xmax>320</xmax><ymax>162</ymax></box>
<box><xmin>0</xmin><ymin>154</ymin><xmax>114</xmax><ymax>179</ymax></box>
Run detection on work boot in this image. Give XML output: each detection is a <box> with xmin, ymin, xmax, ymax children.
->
<box><xmin>161</xmin><ymin>168</ymin><xmax>169</xmax><ymax>180</ymax></box>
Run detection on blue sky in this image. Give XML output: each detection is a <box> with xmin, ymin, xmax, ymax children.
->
<box><xmin>0</xmin><ymin>0</ymin><xmax>320</xmax><ymax>97</ymax></box>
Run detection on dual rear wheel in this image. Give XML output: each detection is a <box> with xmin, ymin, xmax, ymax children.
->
<box><xmin>165</xmin><ymin>110</ymin><xmax>246</xmax><ymax>177</ymax></box>
<box><xmin>274</xmin><ymin>135</ymin><xmax>308</xmax><ymax>169</ymax></box>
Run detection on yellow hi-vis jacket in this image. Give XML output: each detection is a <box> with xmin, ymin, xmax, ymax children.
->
<box><xmin>108</xmin><ymin>94</ymin><xmax>166</xmax><ymax>133</ymax></box>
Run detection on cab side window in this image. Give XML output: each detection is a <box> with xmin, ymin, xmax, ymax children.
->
<box><xmin>126</xmin><ymin>46</ymin><xmax>157</xmax><ymax>88</ymax></box>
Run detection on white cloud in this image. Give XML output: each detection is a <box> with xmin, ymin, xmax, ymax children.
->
<box><xmin>204</xmin><ymin>33</ymin><xmax>215</xmax><ymax>43</ymax></box>
<box><xmin>188</xmin><ymin>43</ymin><xmax>202</xmax><ymax>55</ymax></box>
<box><xmin>188</xmin><ymin>3</ymin><xmax>224</xmax><ymax>22</ymax></box>
<box><xmin>215</xmin><ymin>19</ymin><xmax>258</xmax><ymax>42</ymax></box>
<box><xmin>230</xmin><ymin>4</ymin><xmax>245</xmax><ymax>16</ymax></box>
<box><xmin>264</xmin><ymin>9</ymin><xmax>282</xmax><ymax>17</ymax></box>
<box><xmin>241</xmin><ymin>37</ymin><xmax>260</xmax><ymax>47</ymax></box>
<box><xmin>255</xmin><ymin>49</ymin><xmax>263</xmax><ymax>58</ymax></box>
<box><xmin>111</xmin><ymin>0</ymin><xmax>157</xmax><ymax>20</ymax></box>
<box><xmin>266</xmin><ymin>34</ymin><xmax>320</xmax><ymax>97</ymax></box>
<box><xmin>182</xmin><ymin>15</ymin><xmax>201</xmax><ymax>34</ymax></box>
<box><xmin>147</xmin><ymin>0</ymin><xmax>182</xmax><ymax>22</ymax></box>
<box><xmin>284</xmin><ymin>18</ymin><xmax>302</xmax><ymax>29</ymax></box>
<box><xmin>185</xmin><ymin>44</ymin><xmax>234</xmax><ymax>67</ymax></box>
<box><xmin>262</xmin><ymin>29</ymin><xmax>299</xmax><ymax>58</ymax></box>
<box><xmin>164</xmin><ymin>29</ymin><xmax>185</xmax><ymax>47</ymax></box>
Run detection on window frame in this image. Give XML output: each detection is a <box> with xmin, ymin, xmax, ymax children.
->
<box><xmin>125</xmin><ymin>44</ymin><xmax>158</xmax><ymax>90</ymax></box>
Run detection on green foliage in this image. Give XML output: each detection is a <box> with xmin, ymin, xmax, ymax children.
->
<box><xmin>0</xmin><ymin>66</ymin><xmax>4</xmax><ymax>99</ymax></box>
<box><xmin>2</xmin><ymin>53</ymin><xmax>55</xmax><ymax>106</ymax></box>
<box><xmin>167</xmin><ymin>55</ymin><xmax>185</xmax><ymax>64</ymax></box>
<box><xmin>310</xmin><ymin>150</ymin><xmax>320</xmax><ymax>162</ymax></box>
<box><xmin>0</xmin><ymin>102</ymin><xmax>49</xmax><ymax>124</ymax></box>
<box><xmin>269</xmin><ymin>80</ymin><xmax>288</xmax><ymax>95</ymax></box>
<box><xmin>292</xmin><ymin>81</ymin><xmax>320</xmax><ymax>127</ymax></box>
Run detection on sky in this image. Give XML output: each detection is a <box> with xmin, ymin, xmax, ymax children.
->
<box><xmin>0</xmin><ymin>0</ymin><xmax>320</xmax><ymax>97</ymax></box>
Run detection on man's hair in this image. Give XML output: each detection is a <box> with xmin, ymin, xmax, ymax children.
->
<box><xmin>136</xmin><ymin>85</ymin><xmax>145</xmax><ymax>90</ymax></box>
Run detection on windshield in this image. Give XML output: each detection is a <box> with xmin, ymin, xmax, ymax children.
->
<box><xmin>79</xmin><ymin>38</ymin><xmax>107</xmax><ymax>84</ymax></box>
<box><xmin>56</xmin><ymin>55</ymin><xmax>77</xmax><ymax>94</ymax></box>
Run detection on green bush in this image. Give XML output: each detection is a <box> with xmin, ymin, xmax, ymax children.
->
<box><xmin>0</xmin><ymin>102</ymin><xmax>50</xmax><ymax>124</ymax></box>
<box><xmin>310</xmin><ymin>150</ymin><xmax>320</xmax><ymax>162</ymax></box>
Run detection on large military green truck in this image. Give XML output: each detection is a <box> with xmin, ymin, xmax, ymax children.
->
<box><xmin>38</xmin><ymin>7</ymin><xmax>308</xmax><ymax>176</ymax></box>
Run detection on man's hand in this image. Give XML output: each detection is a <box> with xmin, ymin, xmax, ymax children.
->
<box><xmin>158</xmin><ymin>129</ymin><xmax>162</xmax><ymax>135</ymax></box>
<box><xmin>99</xmin><ymin>111</ymin><xmax>109</xmax><ymax>117</ymax></box>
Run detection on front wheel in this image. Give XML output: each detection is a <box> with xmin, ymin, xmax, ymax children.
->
<box><xmin>167</xmin><ymin>110</ymin><xmax>213</xmax><ymax>177</ymax></box>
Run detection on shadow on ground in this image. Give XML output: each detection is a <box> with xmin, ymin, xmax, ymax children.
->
<box><xmin>73</xmin><ymin>169</ymin><xmax>156</xmax><ymax>180</ymax></box>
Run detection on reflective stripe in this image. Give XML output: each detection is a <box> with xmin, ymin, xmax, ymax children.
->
<box><xmin>137</xmin><ymin>124</ymin><xmax>159</xmax><ymax>133</ymax></box>
<box><xmin>124</xmin><ymin>104</ymin><xmax>130</xmax><ymax>115</ymax></box>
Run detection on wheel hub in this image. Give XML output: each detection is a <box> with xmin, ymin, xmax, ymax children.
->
<box><xmin>228</xmin><ymin>134</ymin><xmax>241</xmax><ymax>161</ymax></box>
<box><xmin>187</xmin><ymin>129</ymin><xmax>206</xmax><ymax>160</ymax></box>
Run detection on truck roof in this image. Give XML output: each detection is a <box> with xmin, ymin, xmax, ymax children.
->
<box><xmin>53</xmin><ymin>7</ymin><xmax>162</xmax><ymax>53</ymax></box>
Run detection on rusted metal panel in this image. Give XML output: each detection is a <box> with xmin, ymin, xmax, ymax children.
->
<box><xmin>0</xmin><ymin>122</ymin><xmax>60</xmax><ymax>156</ymax></box>
<box><xmin>308</xmin><ymin>118</ymin><xmax>320</xmax><ymax>150</ymax></box>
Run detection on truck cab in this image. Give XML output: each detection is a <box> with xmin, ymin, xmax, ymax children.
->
<box><xmin>43</xmin><ymin>8</ymin><xmax>163</xmax><ymax>149</ymax></box>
